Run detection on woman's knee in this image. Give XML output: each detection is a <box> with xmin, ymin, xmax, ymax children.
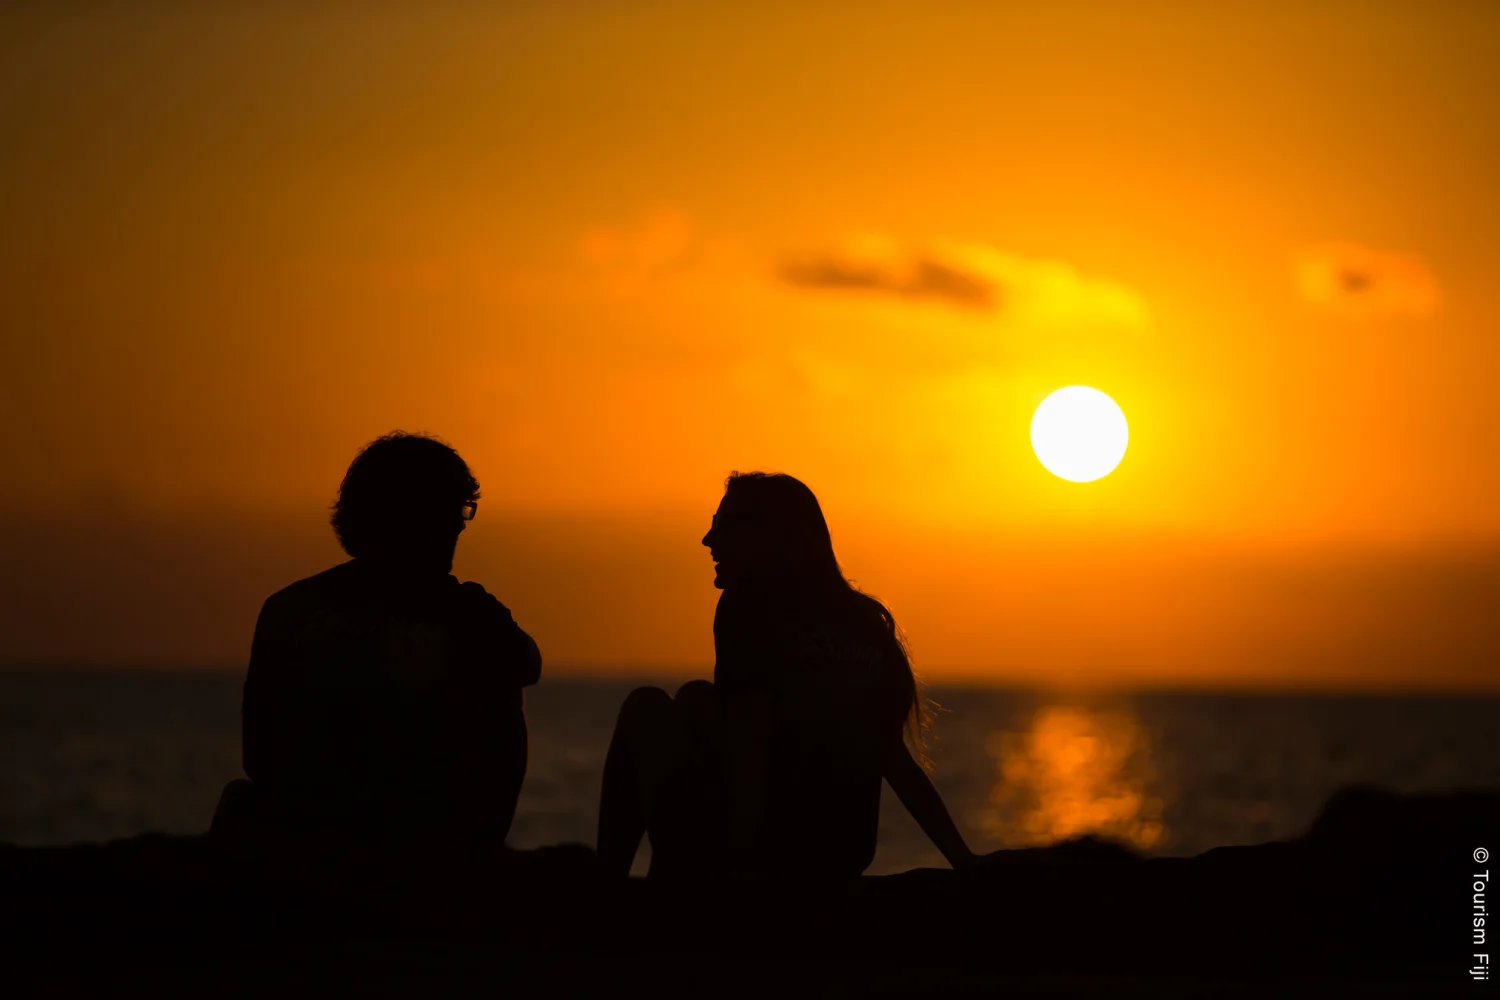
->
<box><xmin>673</xmin><ymin>679</ymin><xmax>716</xmax><ymax>707</ymax></box>
<box><xmin>672</xmin><ymin>679</ymin><xmax>718</xmax><ymax>722</ymax></box>
<box><xmin>617</xmin><ymin>685</ymin><xmax>672</xmax><ymax>727</ymax></box>
<box><xmin>672</xmin><ymin>680</ymin><xmax>721</xmax><ymax>755</ymax></box>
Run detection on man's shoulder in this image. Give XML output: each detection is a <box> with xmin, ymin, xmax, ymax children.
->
<box><xmin>452</xmin><ymin>579</ymin><xmax>518</xmax><ymax>626</ymax></box>
<box><xmin>261</xmin><ymin>561</ymin><xmax>361</xmax><ymax>614</ymax></box>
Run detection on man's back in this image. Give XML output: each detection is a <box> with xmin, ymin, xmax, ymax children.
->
<box><xmin>242</xmin><ymin>559</ymin><xmax>541</xmax><ymax>847</ymax></box>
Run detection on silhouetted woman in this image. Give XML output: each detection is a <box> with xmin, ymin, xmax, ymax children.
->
<box><xmin>597</xmin><ymin>471</ymin><xmax>974</xmax><ymax>879</ymax></box>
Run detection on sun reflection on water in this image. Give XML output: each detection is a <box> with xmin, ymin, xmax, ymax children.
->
<box><xmin>982</xmin><ymin>702</ymin><xmax>1165</xmax><ymax>851</ymax></box>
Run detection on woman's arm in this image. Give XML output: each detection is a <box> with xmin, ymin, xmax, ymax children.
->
<box><xmin>883</xmin><ymin>737</ymin><xmax>976</xmax><ymax>869</ymax></box>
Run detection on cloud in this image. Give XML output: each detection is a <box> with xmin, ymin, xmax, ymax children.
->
<box><xmin>780</xmin><ymin>234</ymin><xmax>995</xmax><ymax>309</ymax></box>
<box><xmin>1295</xmin><ymin>242</ymin><xmax>1439</xmax><ymax>318</ymax></box>
<box><xmin>779</xmin><ymin>235</ymin><xmax>1150</xmax><ymax>331</ymax></box>
<box><xmin>782</xmin><ymin>236</ymin><xmax>996</xmax><ymax>309</ymax></box>
<box><xmin>580</xmin><ymin>209</ymin><xmax>696</xmax><ymax>274</ymax></box>
<box><xmin>577</xmin><ymin>209</ymin><xmax>747</xmax><ymax>296</ymax></box>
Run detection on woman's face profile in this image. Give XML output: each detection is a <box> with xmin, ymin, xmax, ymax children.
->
<box><xmin>702</xmin><ymin>491</ymin><xmax>774</xmax><ymax>590</ymax></box>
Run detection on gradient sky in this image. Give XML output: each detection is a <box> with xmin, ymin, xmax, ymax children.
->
<box><xmin>3</xmin><ymin>1</ymin><xmax>1499</xmax><ymax>688</ymax></box>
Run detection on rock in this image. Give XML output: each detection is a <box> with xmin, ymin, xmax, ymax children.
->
<box><xmin>4</xmin><ymin>785</ymin><xmax>1498</xmax><ymax>995</ymax></box>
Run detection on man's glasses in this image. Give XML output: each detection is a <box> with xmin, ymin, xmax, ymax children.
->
<box><xmin>460</xmin><ymin>502</ymin><xmax>478</xmax><ymax>521</ymax></box>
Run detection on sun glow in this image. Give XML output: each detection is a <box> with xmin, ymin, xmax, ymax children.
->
<box><xmin>1030</xmin><ymin>386</ymin><xmax>1129</xmax><ymax>483</ymax></box>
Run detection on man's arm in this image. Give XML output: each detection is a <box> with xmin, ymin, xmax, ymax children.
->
<box><xmin>458</xmin><ymin>581</ymin><xmax>542</xmax><ymax>686</ymax></box>
<box><xmin>512</xmin><ymin>628</ymin><xmax>542</xmax><ymax>687</ymax></box>
<box><xmin>241</xmin><ymin>597</ymin><xmax>284</xmax><ymax>785</ymax></box>
<box><xmin>883</xmin><ymin>736</ymin><xmax>976</xmax><ymax>869</ymax></box>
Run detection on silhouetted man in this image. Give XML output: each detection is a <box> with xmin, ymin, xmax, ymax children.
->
<box><xmin>214</xmin><ymin>432</ymin><xmax>541</xmax><ymax>855</ymax></box>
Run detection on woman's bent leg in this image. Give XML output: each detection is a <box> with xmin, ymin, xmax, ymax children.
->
<box><xmin>642</xmin><ymin>681</ymin><xmax>724</xmax><ymax>879</ymax></box>
<box><xmin>597</xmin><ymin>682</ymin><xmax>723</xmax><ymax>879</ymax></box>
<box><xmin>597</xmin><ymin>686</ymin><xmax>674</xmax><ymax>877</ymax></box>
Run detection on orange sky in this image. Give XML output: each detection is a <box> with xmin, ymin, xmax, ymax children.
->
<box><xmin>3</xmin><ymin>2</ymin><xmax>1499</xmax><ymax>688</ymax></box>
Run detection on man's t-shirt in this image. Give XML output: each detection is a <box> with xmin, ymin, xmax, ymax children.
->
<box><xmin>242</xmin><ymin>559</ymin><xmax>541</xmax><ymax>845</ymax></box>
<box><xmin>713</xmin><ymin>585</ymin><xmax>911</xmax><ymax>877</ymax></box>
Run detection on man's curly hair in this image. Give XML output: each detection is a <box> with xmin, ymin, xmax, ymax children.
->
<box><xmin>331</xmin><ymin>432</ymin><xmax>481</xmax><ymax>558</ymax></box>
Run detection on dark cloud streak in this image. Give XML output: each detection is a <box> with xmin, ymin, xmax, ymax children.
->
<box><xmin>780</xmin><ymin>249</ymin><xmax>1000</xmax><ymax>310</ymax></box>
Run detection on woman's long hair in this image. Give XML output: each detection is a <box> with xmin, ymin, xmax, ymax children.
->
<box><xmin>722</xmin><ymin>471</ymin><xmax>931</xmax><ymax>760</ymax></box>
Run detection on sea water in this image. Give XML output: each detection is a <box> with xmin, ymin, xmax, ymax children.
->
<box><xmin>3</xmin><ymin>666</ymin><xmax>1498</xmax><ymax>874</ymax></box>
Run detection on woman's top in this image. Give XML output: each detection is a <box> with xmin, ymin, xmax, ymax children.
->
<box><xmin>713</xmin><ymin>582</ymin><xmax>912</xmax><ymax>878</ymax></box>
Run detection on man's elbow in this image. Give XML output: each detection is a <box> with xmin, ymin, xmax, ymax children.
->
<box><xmin>517</xmin><ymin>631</ymin><xmax>542</xmax><ymax>686</ymax></box>
<box><xmin>242</xmin><ymin>726</ymin><xmax>266</xmax><ymax>784</ymax></box>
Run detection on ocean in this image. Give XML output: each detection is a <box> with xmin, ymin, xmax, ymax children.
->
<box><xmin>3</xmin><ymin>666</ymin><xmax>1498</xmax><ymax>875</ymax></box>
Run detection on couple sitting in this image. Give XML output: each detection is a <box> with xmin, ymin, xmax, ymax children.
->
<box><xmin>215</xmin><ymin>432</ymin><xmax>975</xmax><ymax>878</ymax></box>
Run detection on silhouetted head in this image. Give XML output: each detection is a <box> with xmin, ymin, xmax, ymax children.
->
<box><xmin>331</xmin><ymin>432</ymin><xmax>480</xmax><ymax>575</ymax></box>
<box><xmin>700</xmin><ymin>471</ymin><xmax>841</xmax><ymax>593</ymax></box>
<box><xmin>702</xmin><ymin>470</ymin><xmax>931</xmax><ymax>757</ymax></box>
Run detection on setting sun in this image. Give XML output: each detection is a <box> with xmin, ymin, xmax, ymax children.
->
<box><xmin>1030</xmin><ymin>387</ymin><xmax>1130</xmax><ymax>483</ymax></box>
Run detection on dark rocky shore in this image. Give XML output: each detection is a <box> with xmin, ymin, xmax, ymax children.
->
<box><xmin>5</xmin><ymin>786</ymin><xmax>1498</xmax><ymax>996</ymax></box>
